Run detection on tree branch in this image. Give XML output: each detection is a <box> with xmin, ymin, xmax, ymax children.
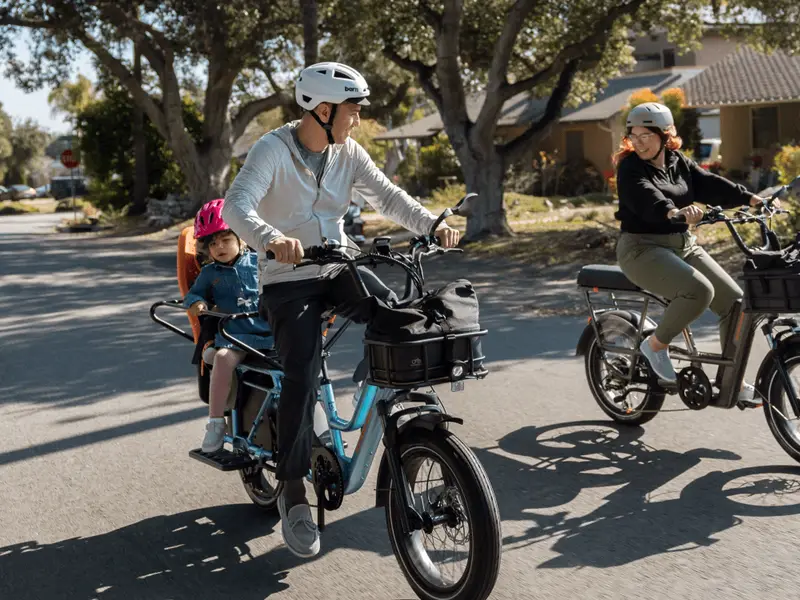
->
<box><xmin>232</xmin><ymin>92</ymin><xmax>292</xmax><ymax>140</ymax></box>
<box><xmin>382</xmin><ymin>81</ymin><xmax>411</xmax><ymax>116</ymax></box>
<box><xmin>383</xmin><ymin>47</ymin><xmax>443</xmax><ymax>112</ymax></box>
<box><xmin>0</xmin><ymin>15</ymin><xmax>60</xmax><ymax>29</ymax></box>
<box><xmin>75</xmin><ymin>29</ymin><xmax>170</xmax><ymax>139</ymax></box>
<box><xmin>98</xmin><ymin>3</ymin><xmax>172</xmax><ymax>52</ymax></box>
<box><xmin>436</xmin><ymin>0</ymin><xmax>469</xmax><ymax>133</ymax></box>
<box><xmin>261</xmin><ymin>66</ymin><xmax>283</xmax><ymax>93</ymax></box>
<box><xmin>419</xmin><ymin>0</ymin><xmax>444</xmax><ymax>33</ymax></box>
<box><xmin>502</xmin><ymin>0</ymin><xmax>647</xmax><ymax>100</ymax></box>
<box><xmin>472</xmin><ymin>0</ymin><xmax>540</xmax><ymax>149</ymax></box>
<box><xmin>502</xmin><ymin>59</ymin><xmax>580</xmax><ymax>164</ymax></box>
<box><xmin>96</xmin><ymin>4</ymin><xmax>169</xmax><ymax>78</ymax></box>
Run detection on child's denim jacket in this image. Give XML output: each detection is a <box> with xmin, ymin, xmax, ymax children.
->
<box><xmin>183</xmin><ymin>251</ymin><xmax>273</xmax><ymax>350</ymax></box>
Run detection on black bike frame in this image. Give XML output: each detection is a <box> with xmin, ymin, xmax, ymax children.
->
<box><xmin>583</xmin><ymin>285</ymin><xmax>800</xmax><ymax>415</ymax></box>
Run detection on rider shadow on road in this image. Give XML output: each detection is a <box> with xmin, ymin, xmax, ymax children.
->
<box><xmin>0</xmin><ymin>501</ymin><xmax>401</xmax><ymax>600</ymax></box>
<box><xmin>473</xmin><ymin>420</ymin><xmax>800</xmax><ymax>569</ymax></box>
<box><xmin>0</xmin><ymin>505</ymin><xmax>293</xmax><ymax>600</ymax></box>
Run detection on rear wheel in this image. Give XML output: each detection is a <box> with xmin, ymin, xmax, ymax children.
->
<box><xmin>240</xmin><ymin>466</ymin><xmax>282</xmax><ymax>511</ymax></box>
<box><xmin>585</xmin><ymin>315</ymin><xmax>665</xmax><ymax>425</ymax></box>
<box><xmin>385</xmin><ymin>428</ymin><xmax>501</xmax><ymax>600</ymax></box>
<box><xmin>761</xmin><ymin>344</ymin><xmax>800</xmax><ymax>463</ymax></box>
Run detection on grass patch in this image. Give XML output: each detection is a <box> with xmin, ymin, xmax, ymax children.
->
<box><xmin>0</xmin><ymin>201</ymin><xmax>40</xmax><ymax>216</ymax></box>
<box><xmin>55</xmin><ymin>197</ymin><xmax>96</xmax><ymax>213</ymax></box>
<box><xmin>467</xmin><ymin>217</ymin><xmax>619</xmax><ymax>267</ymax></box>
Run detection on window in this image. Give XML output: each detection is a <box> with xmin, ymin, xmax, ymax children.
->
<box><xmin>752</xmin><ymin>106</ymin><xmax>779</xmax><ymax>150</ymax></box>
<box><xmin>565</xmin><ymin>130</ymin><xmax>584</xmax><ymax>162</ymax></box>
<box><xmin>662</xmin><ymin>49</ymin><xmax>676</xmax><ymax>68</ymax></box>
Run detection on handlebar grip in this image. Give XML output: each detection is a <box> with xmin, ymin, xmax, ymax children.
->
<box><xmin>669</xmin><ymin>213</ymin><xmax>687</xmax><ymax>224</ymax></box>
<box><xmin>264</xmin><ymin>244</ymin><xmax>333</xmax><ymax>261</ymax></box>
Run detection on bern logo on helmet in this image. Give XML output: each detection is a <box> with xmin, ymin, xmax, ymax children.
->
<box><xmin>344</xmin><ymin>86</ymin><xmax>359</xmax><ymax>92</ymax></box>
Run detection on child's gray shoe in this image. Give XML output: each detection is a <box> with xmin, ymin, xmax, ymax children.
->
<box><xmin>201</xmin><ymin>419</ymin><xmax>226</xmax><ymax>453</ymax></box>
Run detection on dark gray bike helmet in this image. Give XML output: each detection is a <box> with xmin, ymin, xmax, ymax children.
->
<box><xmin>626</xmin><ymin>102</ymin><xmax>674</xmax><ymax>131</ymax></box>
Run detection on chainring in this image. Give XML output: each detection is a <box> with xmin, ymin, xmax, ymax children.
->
<box><xmin>311</xmin><ymin>446</ymin><xmax>345</xmax><ymax>510</ymax></box>
<box><xmin>677</xmin><ymin>366</ymin><xmax>712</xmax><ymax>410</ymax></box>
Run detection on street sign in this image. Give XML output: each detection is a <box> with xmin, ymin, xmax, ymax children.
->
<box><xmin>60</xmin><ymin>149</ymin><xmax>80</xmax><ymax>169</ymax></box>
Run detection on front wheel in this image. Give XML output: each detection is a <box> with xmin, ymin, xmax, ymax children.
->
<box><xmin>585</xmin><ymin>315</ymin><xmax>665</xmax><ymax>425</ymax></box>
<box><xmin>760</xmin><ymin>344</ymin><xmax>800</xmax><ymax>463</ymax></box>
<box><xmin>385</xmin><ymin>428</ymin><xmax>501</xmax><ymax>600</ymax></box>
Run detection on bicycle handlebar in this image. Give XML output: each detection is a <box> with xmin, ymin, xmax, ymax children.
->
<box><xmin>666</xmin><ymin>175</ymin><xmax>798</xmax><ymax>257</ymax></box>
<box><xmin>261</xmin><ymin>194</ymin><xmax>474</xmax><ymax>305</ymax></box>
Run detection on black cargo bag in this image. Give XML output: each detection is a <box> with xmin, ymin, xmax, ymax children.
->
<box><xmin>741</xmin><ymin>245</ymin><xmax>800</xmax><ymax>313</ymax></box>
<box><xmin>363</xmin><ymin>278</ymin><xmax>487</xmax><ymax>388</ymax></box>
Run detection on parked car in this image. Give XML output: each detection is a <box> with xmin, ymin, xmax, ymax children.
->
<box><xmin>343</xmin><ymin>201</ymin><xmax>366</xmax><ymax>245</ymax></box>
<box><xmin>35</xmin><ymin>184</ymin><xmax>51</xmax><ymax>198</ymax></box>
<box><xmin>0</xmin><ymin>186</ymin><xmax>10</xmax><ymax>201</ymax></box>
<box><xmin>50</xmin><ymin>176</ymin><xmax>89</xmax><ymax>200</ymax></box>
<box><xmin>697</xmin><ymin>138</ymin><xmax>722</xmax><ymax>165</ymax></box>
<box><xmin>7</xmin><ymin>184</ymin><xmax>37</xmax><ymax>200</ymax></box>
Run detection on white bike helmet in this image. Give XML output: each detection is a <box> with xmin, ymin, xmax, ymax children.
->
<box><xmin>626</xmin><ymin>102</ymin><xmax>674</xmax><ymax>131</ymax></box>
<box><xmin>295</xmin><ymin>62</ymin><xmax>371</xmax><ymax>110</ymax></box>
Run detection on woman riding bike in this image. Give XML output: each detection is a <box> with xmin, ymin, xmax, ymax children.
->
<box><xmin>613</xmin><ymin>102</ymin><xmax>779</xmax><ymax>403</ymax></box>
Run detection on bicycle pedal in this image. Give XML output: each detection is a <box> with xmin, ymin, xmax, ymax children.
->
<box><xmin>737</xmin><ymin>401</ymin><xmax>763</xmax><ymax>410</ymax></box>
<box><xmin>189</xmin><ymin>448</ymin><xmax>257</xmax><ymax>471</ymax></box>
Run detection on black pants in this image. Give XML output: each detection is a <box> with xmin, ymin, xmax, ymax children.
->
<box><xmin>259</xmin><ymin>266</ymin><xmax>396</xmax><ymax>481</ymax></box>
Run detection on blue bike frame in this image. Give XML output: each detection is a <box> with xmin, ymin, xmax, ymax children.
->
<box><xmin>226</xmin><ymin>358</ymin><xmax>405</xmax><ymax>496</ymax></box>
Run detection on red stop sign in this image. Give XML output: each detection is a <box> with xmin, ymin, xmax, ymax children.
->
<box><xmin>60</xmin><ymin>149</ymin><xmax>80</xmax><ymax>169</ymax></box>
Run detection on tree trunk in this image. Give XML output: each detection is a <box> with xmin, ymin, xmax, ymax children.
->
<box><xmin>177</xmin><ymin>145</ymin><xmax>231</xmax><ymax>211</ymax></box>
<box><xmin>300</xmin><ymin>0</ymin><xmax>319</xmax><ymax>67</ymax></box>
<box><xmin>131</xmin><ymin>44</ymin><xmax>148</xmax><ymax>216</ymax></box>
<box><xmin>462</xmin><ymin>150</ymin><xmax>513</xmax><ymax>241</ymax></box>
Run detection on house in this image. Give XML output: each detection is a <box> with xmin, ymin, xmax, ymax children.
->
<box><xmin>630</xmin><ymin>27</ymin><xmax>741</xmax><ymax>73</ymax></box>
<box><xmin>682</xmin><ymin>46</ymin><xmax>800</xmax><ymax>174</ymax></box>
<box><xmin>373</xmin><ymin>68</ymin><xmax>704</xmax><ymax>175</ymax></box>
<box><xmin>373</xmin><ymin>28</ymin><xmax>742</xmax><ymax>176</ymax></box>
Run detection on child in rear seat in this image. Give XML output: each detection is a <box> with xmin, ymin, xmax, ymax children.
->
<box><xmin>183</xmin><ymin>199</ymin><xmax>274</xmax><ymax>453</ymax></box>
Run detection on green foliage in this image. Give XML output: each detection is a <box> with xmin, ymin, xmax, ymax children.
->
<box><xmin>0</xmin><ymin>103</ymin><xmax>12</xmax><ymax>182</ymax></box>
<box><xmin>76</xmin><ymin>78</ymin><xmax>204</xmax><ymax>210</ymax></box>
<box><xmin>430</xmin><ymin>183</ymin><xmax>468</xmax><ymax>208</ymax></box>
<box><xmin>0</xmin><ymin>201</ymin><xmax>39</xmax><ymax>215</ymax></box>
<box><xmin>2</xmin><ymin>118</ymin><xmax>49</xmax><ymax>185</ymax></box>
<box><xmin>48</xmin><ymin>75</ymin><xmax>95</xmax><ymax>126</ymax></box>
<box><xmin>774</xmin><ymin>145</ymin><xmax>800</xmax><ymax>185</ymax></box>
<box><xmin>394</xmin><ymin>134</ymin><xmax>463</xmax><ymax>196</ymax></box>
<box><xmin>349</xmin><ymin>119</ymin><xmax>388</xmax><ymax>166</ymax></box>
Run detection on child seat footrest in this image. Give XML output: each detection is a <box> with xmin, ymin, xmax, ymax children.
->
<box><xmin>189</xmin><ymin>448</ymin><xmax>257</xmax><ymax>471</ymax></box>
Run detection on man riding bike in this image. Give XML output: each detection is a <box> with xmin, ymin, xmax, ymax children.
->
<box><xmin>222</xmin><ymin>61</ymin><xmax>459</xmax><ymax>558</ymax></box>
<box><xmin>613</xmin><ymin>101</ymin><xmax>778</xmax><ymax>403</ymax></box>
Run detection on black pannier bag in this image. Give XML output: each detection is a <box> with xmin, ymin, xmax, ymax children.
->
<box><xmin>363</xmin><ymin>278</ymin><xmax>487</xmax><ymax>388</ymax></box>
<box><xmin>741</xmin><ymin>243</ymin><xmax>800</xmax><ymax>313</ymax></box>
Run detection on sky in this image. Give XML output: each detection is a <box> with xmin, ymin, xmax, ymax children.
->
<box><xmin>1</xmin><ymin>33</ymin><xmax>97</xmax><ymax>135</ymax></box>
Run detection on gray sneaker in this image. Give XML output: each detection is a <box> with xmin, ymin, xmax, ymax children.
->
<box><xmin>639</xmin><ymin>337</ymin><xmax>677</xmax><ymax>383</ymax></box>
<box><xmin>201</xmin><ymin>420</ymin><xmax>226</xmax><ymax>453</ymax></box>
<box><xmin>277</xmin><ymin>494</ymin><xmax>321</xmax><ymax>559</ymax></box>
<box><xmin>737</xmin><ymin>382</ymin><xmax>762</xmax><ymax>407</ymax></box>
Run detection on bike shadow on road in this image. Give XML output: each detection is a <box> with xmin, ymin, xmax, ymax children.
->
<box><xmin>472</xmin><ymin>419</ymin><xmax>800</xmax><ymax>568</ymax></box>
<box><xmin>0</xmin><ymin>504</ymin><xmax>293</xmax><ymax>600</ymax></box>
<box><xmin>0</xmin><ymin>499</ymin><xmax>411</xmax><ymax>600</ymax></box>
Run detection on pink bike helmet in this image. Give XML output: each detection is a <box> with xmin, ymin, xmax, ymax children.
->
<box><xmin>194</xmin><ymin>198</ymin><xmax>230</xmax><ymax>240</ymax></box>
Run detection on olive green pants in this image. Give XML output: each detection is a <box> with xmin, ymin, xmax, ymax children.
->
<box><xmin>616</xmin><ymin>232</ymin><xmax>743</xmax><ymax>347</ymax></box>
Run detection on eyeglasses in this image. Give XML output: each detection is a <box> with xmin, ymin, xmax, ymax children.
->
<box><xmin>628</xmin><ymin>132</ymin><xmax>657</xmax><ymax>144</ymax></box>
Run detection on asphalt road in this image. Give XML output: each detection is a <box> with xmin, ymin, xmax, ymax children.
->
<box><xmin>2</xmin><ymin>214</ymin><xmax>800</xmax><ymax>600</ymax></box>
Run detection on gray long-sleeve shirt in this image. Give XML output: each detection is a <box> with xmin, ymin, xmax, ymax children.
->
<box><xmin>223</xmin><ymin>121</ymin><xmax>439</xmax><ymax>285</ymax></box>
